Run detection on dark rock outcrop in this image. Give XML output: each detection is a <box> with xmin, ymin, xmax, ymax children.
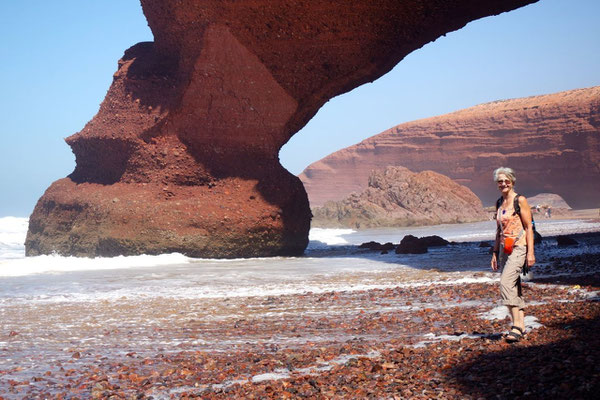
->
<box><xmin>396</xmin><ymin>235</ymin><xmax>428</xmax><ymax>254</ymax></box>
<box><xmin>311</xmin><ymin>166</ymin><xmax>488</xmax><ymax>229</ymax></box>
<box><xmin>359</xmin><ymin>241</ymin><xmax>396</xmax><ymax>252</ymax></box>
<box><xmin>26</xmin><ymin>0</ymin><xmax>536</xmax><ymax>257</ymax></box>
<box><xmin>300</xmin><ymin>86</ymin><xmax>600</xmax><ymax>209</ymax></box>
<box><xmin>419</xmin><ymin>235</ymin><xmax>450</xmax><ymax>248</ymax></box>
<box><xmin>395</xmin><ymin>234</ymin><xmax>449</xmax><ymax>254</ymax></box>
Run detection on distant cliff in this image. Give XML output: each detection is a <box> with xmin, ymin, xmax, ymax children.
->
<box><xmin>311</xmin><ymin>166</ymin><xmax>488</xmax><ymax>228</ymax></box>
<box><xmin>300</xmin><ymin>86</ymin><xmax>600</xmax><ymax>209</ymax></box>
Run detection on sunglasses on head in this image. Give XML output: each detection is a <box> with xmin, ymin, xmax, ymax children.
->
<box><xmin>497</xmin><ymin>179</ymin><xmax>512</xmax><ymax>184</ymax></box>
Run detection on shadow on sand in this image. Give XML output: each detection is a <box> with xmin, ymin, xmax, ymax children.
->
<box><xmin>447</xmin><ymin>309</ymin><xmax>600</xmax><ymax>399</ymax></box>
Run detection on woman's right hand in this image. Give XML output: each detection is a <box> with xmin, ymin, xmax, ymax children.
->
<box><xmin>491</xmin><ymin>253</ymin><xmax>498</xmax><ymax>271</ymax></box>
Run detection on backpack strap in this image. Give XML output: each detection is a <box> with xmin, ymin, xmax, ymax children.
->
<box><xmin>495</xmin><ymin>197</ymin><xmax>503</xmax><ymax>211</ymax></box>
<box><xmin>513</xmin><ymin>194</ymin><xmax>521</xmax><ymax>216</ymax></box>
<box><xmin>514</xmin><ymin>194</ymin><xmax>536</xmax><ymax>232</ymax></box>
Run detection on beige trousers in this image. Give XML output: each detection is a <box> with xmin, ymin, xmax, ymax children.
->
<box><xmin>499</xmin><ymin>245</ymin><xmax>526</xmax><ymax>309</ymax></box>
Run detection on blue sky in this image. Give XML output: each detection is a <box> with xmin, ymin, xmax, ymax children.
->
<box><xmin>1</xmin><ymin>0</ymin><xmax>599</xmax><ymax>217</ymax></box>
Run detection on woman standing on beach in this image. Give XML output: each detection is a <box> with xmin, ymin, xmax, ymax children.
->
<box><xmin>491</xmin><ymin>167</ymin><xmax>535</xmax><ymax>343</ymax></box>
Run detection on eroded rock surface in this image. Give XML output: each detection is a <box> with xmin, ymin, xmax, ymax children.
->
<box><xmin>26</xmin><ymin>0</ymin><xmax>535</xmax><ymax>257</ymax></box>
<box><xmin>301</xmin><ymin>86</ymin><xmax>600</xmax><ymax>210</ymax></box>
<box><xmin>312</xmin><ymin>166</ymin><xmax>488</xmax><ymax>228</ymax></box>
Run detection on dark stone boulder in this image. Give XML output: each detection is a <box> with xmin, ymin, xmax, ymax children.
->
<box><xmin>359</xmin><ymin>241</ymin><xmax>380</xmax><ymax>250</ymax></box>
<box><xmin>359</xmin><ymin>241</ymin><xmax>396</xmax><ymax>251</ymax></box>
<box><xmin>419</xmin><ymin>235</ymin><xmax>450</xmax><ymax>247</ymax></box>
<box><xmin>381</xmin><ymin>242</ymin><xmax>396</xmax><ymax>251</ymax></box>
<box><xmin>395</xmin><ymin>235</ymin><xmax>428</xmax><ymax>254</ymax></box>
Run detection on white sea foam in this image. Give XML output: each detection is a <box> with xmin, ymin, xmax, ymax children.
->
<box><xmin>0</xmin><ymin>253</ymin><xmax>191</xmax><ymax>277</ymax></box>
<box><xmin>479</xmin><ymin>306</ymin><xmax>543</xmax><ymax>331</ymax></box>
<box><xmin>399</xmin><ymin>276</ymin><xmax>496</xmax><ymax>288</ymax></box>
<box><xmin>525</xmin><ymin>316</ymin><xmax>543</xmax><ymax>331</ymax></box>
<box><xmin>309</xmin><ymin>227</ymin><xmax>355</xmax><ymax>245</ymax></box>
<box><xmin>251</xmin><ymin>370</ymin><xmax>291</xmax><ymax>383</ymax></box>
<box><xmin>479</xmin><ymin>305</ymin><xmax>510</xmax><ymax>320</ymax></box>
<box><xmin>412</xmin><ymin>332</ymin><xmax>484</xmax><ymax>348</ymax></box>
<box><xmin>0</xmin><ymin>216</ymin><xmax>28</xmax><ymax>259</ymax></box>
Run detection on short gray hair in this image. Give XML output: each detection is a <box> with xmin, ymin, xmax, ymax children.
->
<box><xmin>493</xmin><ymin>167</ymin><xmax>516</xmax><ymax>184</ymax></box>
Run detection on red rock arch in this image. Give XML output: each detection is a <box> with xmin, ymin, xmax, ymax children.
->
<box><xmin>26</xmin><ymin>0</ymin><xmax>536</xmax><ymax>257</ymax></box>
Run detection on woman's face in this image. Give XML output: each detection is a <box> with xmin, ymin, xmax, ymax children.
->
<box><xmin>496</xmin><ymin>173</ymin><xmax>513</xmax><ymax>194</ymax></box>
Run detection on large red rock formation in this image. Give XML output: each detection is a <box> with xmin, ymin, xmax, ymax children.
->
<box><xmin>301</xmin><ymin>86</ymin><xmax>600</xmax><ymax>210</ymax></box>
<box><xmin>26</xmin><ymin>0</ymin><xmax>536</xmax><ymax>257</ymax></box>
<box><xmin>312</xmin><ymin>166</ymin><xmax>488</xmax><ymax>229</ymax></box>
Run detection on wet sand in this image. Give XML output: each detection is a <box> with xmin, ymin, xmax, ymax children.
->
<box><xmin>1</xmin><ymin>234</ymin><xmax>600</xmax><ymax>399</ymax></box>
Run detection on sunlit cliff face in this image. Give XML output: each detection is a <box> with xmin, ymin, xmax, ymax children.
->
<box><xmin>300</xmin><ymin>86</ymin><xmax>600</xmax><ymax>209</ymax></box>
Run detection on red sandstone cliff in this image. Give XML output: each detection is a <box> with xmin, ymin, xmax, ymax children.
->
<box><xmin>301</xmin><ymin>86</ymin><xmax>600</xmax><ymax>210</ymax></box>
<box><xmin>26</xmin><ymin>0</ymin><xmax>536</xmax><ymax>257</ymax></box>
<box><xmin>312</xmin><ymin>166</ymin><xmax>488</xmax><ymax>228</ymax></box>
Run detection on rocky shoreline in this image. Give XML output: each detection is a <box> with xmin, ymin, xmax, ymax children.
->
<box><xmin>2</xmin><ymin>234</ymin><xmax>599</xmax><ymax>399</ymax></box>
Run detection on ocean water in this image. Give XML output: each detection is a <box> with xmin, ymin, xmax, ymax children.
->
<box><xmin>2</xmin><ymin>217</ymin><xmax>600</xmax><ymax>303</ymax></box>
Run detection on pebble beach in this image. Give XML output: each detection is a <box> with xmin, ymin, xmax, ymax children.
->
<box><xmin>1</xmin><ymin>218</ymin><xmax>599</xmax><ymax>399</ymax></box>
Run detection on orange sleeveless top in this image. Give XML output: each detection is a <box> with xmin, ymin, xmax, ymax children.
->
<box><xmin>496</xmin><ymin>199</ymin><xmax>526</xmax><ymax>247</ymax></box>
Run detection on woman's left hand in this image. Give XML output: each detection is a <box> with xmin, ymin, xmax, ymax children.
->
<box><xmin>527</xmin><ymin>253</ymin><xmax>535</xmax><ymax>267</ymax></box>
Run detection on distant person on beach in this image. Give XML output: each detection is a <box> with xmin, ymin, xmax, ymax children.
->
<box><xmin>490</xmin><ymin>167</ymin><xmax>536</xmax><ymax>343</ymax></box>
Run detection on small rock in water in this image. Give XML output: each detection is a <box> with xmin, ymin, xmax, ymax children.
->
<box><xmin>419</xmin><ymin>235</ymin><xmax>449</xmax><ymax>247</ymax></box>
<box><xmin>395</xmin><ymin>234</ymin><xmax>449</xmax><ymax>254</ymax></box>
<box><xmin>359</xmin><ymin>241</ymin><xmax>396</xmax><ymax>251</ymax></box>
<box><xmin>359</xmin><ymin>241</ymin><xmax>383</xmax><ymax>250</ymax></box>
<box><xmin>395</xmin><ymin>235</ymin><xmax>428</xmax><ymax>254</ymax></box>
